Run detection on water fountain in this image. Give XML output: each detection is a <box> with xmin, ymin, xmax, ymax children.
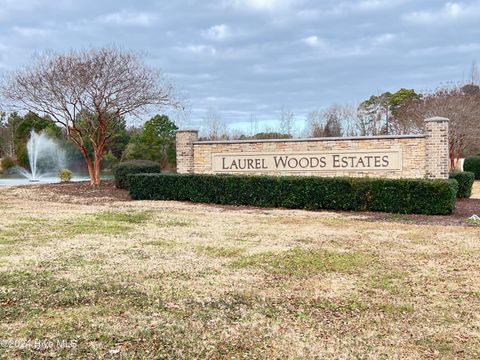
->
<box><xmin>15</xmin><ymin>130</ymin><xmax>66</xmax><ymax>182</ymax></box>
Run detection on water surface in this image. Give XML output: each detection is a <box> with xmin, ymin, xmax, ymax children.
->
<box><xmin>0</xmin><ymin>173</ymin><xmax>112</xmax><ymax>186</ymax></box>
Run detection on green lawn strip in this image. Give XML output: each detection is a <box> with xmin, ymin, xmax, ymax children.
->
<box><xmin>0</xmin><ymin>210</ymin><xmax>154</xmax><ymax>247</ymax></box>
<box><xmin>0</xmin><ymin>286</ymin><xmax>418</xmax><ymax>359</ymax></box>
<box><xmin>231</xmin><ymin>248</ymin><xmax>374</xmax><ymax>277</ymax></box>
<box><xmin>0</xmin><ymin>270</ymin><xmax>157</xmax><ymax>323</ymax></box>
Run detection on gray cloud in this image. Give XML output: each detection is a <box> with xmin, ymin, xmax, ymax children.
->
<box><xmin>0</xmin><ymin>0</ymin><xmax>479</xmax><ymax>131</ymax></box>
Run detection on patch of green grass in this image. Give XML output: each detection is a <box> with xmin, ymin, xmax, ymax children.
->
<box><xmin>0</xmin><ymin>211</ymin><xmax>153</xmax><ymax>245</ymax></box>
<box><xmin>61</xmin><ymin>217</ymin><xmax>130</xmax><ymax>236</ymax></box>
<box><xmin>0</xmin><ymin>270</ymin><xmax>155</xmax><ymax>323</ymax></box>
<box><xmin>62</xmin><ymin>210</ymin><xmax>153</xmax><ymax>236</ymax></box>
<box><xmin>0</xmin><ymin>238</ymin><xmax>16</xmax><ymax>245</ymax></box>
<box><xmin>0</xmin><ymin>202</ymin><xmax>14</xmax><ymax>211</ymax></box>
<box><xmin>94</xmin><ymin>211</ymin><xmax>152</xmax><ymax>224</ymax></box>
<box><xmin>312</xmin><ymin>298</ymin><xmax>370</xmax><ymax>313</ymax></box>
<box><xmin>469</xmin><ymin>291</ymin><xmax>480</xmax><ymax>299</ymax></box>
<box><xmin>13</xmin><ymin>291</ymin><xmax>264</xmax><ymax>358</ymax></box>
<box><xmin>380</xmin><ymin>303</ymin><xmax>414</xmax><ymax>314</ymax></box>
<box><xmin>195</xmin><ymin>245</ymin><xmax>245</xmax><ymax>258</ymax></box>
<box><xmin>0</xmin><ymin>220</ymin><xmax>57</xmax><ymax>244</ymax></box>
<box><xmin>368</xmin><ymin>271</ymin><xmax>408</xmax><ymax>294</ymax></box>
<box><xmin>231</xmin><ymin>248</ymin><xmax>373</xmax><ymax>277</ymax></box>
<box><xmin>321</xmin><ymin>217</ymin><xmax>351</xmax><ymax>226</ymax></box>
<box><xmin>159</xmin><ymin>219</ymin><xmax>192</xmax><ymax>227</ymax></box>
<box><xmin>466</xmin><ymin>218</ymin><xmax>480</xmax><ymax>225</ymax></box>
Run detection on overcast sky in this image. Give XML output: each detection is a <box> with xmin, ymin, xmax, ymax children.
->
<box><xmin>0</xmin><ymin>0</ymin><xmax>479</xmax><ymax>132</ymax></box>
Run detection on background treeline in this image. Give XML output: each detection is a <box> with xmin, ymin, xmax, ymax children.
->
<box><xmin>2</xmin><ymin>69</ymin><xmax>479</xmax><ymax>173</ymax></box>
<box><xmin>202</xmin><ymin>80</ymin><xmax>480</xmax><ymax>169</ymax></box>
<box><xmin>0</xmin><ymin>112</ymin><xmax>178</xmax><ymax>172</ymax></box>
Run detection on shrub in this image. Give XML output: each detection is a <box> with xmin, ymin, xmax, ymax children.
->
<box><xmin>58</xmin><ymin>168</ymin><xmax>73</xmax><ymax>182</ymax></box>
<box><xmin>449</xmin><ymin>171</ymin><xmax>474</xmax><ymax>198</ymax></box>
<box><xmin>113</xmin><ymin>160</ymin><xmax>161</xmax><ymax>189</ymax></box>
<box><xmin>127</xmin><ymin>174</ymin><xmax>458</xmax><ymax>215</ymax></box>
<box><xmin>464</xmin><ymin>156</ymin><xmax>480</xmax><ymax>180</ymax></box>
<box><xmin>1</xmin><ymin>156</ymin><xmax>15</xmax><ymax>171</ymax></box>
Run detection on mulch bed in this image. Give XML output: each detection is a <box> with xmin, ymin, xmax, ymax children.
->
<box><xmin>30</xmin><ymin>180</ymin><xmax>132</xmax><ymax>203</ymax></box>
<box><xmin>24</xmin><ymin>180</ymin><xmax>480</xmax><ymax>227</ymax></box>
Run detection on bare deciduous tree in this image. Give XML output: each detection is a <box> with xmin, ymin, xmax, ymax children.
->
<box><xmin>2</xmin><ymin>47</ymin><xmax>180</xmax><ymax>186</ymax></box>
<box><xmin>248</xmin><ymin>112</ymin><xmax>259</xmax><ymax>136</ymax></box>
<box><xmin>356</xmin><ymin>93</ymin><xmax>390</xmax><ymax>136</ymax></box>
<box><xmin>279</xmin><ymin>107</ymin><xmax>295</xmax><ymax>136</ymax></box>
<box><xmin>307</xmin><ymin>104</ymin><xmax>355</xmax><ymax>138</ymax></box>
<box><xmin>307</xmin><ymin>110</ymin><xmax>323</xmax><ymax>137</ymax></box>
<box><xmin>467</xmin><ymin>61</ymin><xmax>479</xmax><ymax>85</ymax></box>
<box><xmin>203</xmin><ymin>107</ymin><xmax>228</xmax><ymax>140</ymax></box>
<box><xmin>397</xmin><ymin>84</ymin><xmax>480</xmax><ymax>169</ymax></box>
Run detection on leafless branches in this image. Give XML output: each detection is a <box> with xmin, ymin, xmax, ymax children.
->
<box><xmin>2</xmin><ymin>47</ymin><xmax>180</xmax><ymax>185</ymax></box>
<box><xmin>203</xmin><ymin>108</ymin><xmax>228</xmax><ymax>140</ymax></box>
<box><xmin>396</xmin><ymin>84</ymin><xmax>480</xmax><ymax>168</ymax></box>
<box><xmin>307</xmin><ymin>104</ymin><xmax>356</xmax><ymax>138</ymax></box>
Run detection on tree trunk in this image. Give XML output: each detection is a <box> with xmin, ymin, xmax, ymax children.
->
<box><xmin>78</xmin><ymin>144</ymin><xmax>95</xmax><ymax>186</ymax></box>
<box><xmin>449</xmin><ymin>138</ymin><xmax>456</xmax><ymax>170</ymax></box>
<box><xmin>92</xmin><ymin>142</ymin><xmax>106</xmax><ymax>187</ymax></box>
<box><xmin>93</xmin><ymin>152</ymin><xmax>102</xmax><ymax>187</ymax></box>
<box><xmin>86</xmin><ymin>160</ymin><xmax>95</xmax><ymax>185</ymax></box>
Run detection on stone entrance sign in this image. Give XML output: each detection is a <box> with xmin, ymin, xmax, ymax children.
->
<box><xmin>212</xmin><ymin>149</ymin><xmax>402</xmax><ymax>173</ymax></box>
<box><xmin>176</xmin><ymin>117</ymin><xmax>449</xmax><ymax>179</ymax></box>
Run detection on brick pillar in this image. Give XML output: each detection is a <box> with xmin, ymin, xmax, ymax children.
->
<box><xmin>176</xmin><ymin>129</ymin><xmax>198</xmax><ymax>174</ymax></box>
<box><xmin>425</xmin><ymin>117</ymin><xmax>449</xmax><ymax>179</ymax></box>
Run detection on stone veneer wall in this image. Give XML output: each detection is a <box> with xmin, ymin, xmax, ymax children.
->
<box><xmin>176</xmin><ymin>118</ymin><xmax>449</xmax><ymax>179</ymax></box>
<box><xmin>193</xmin><ymin>136</ymin><xmax>426</xmax><ymax>179</ymax></box>
<box><xmin>425</xmin><ymin>117</ymin><xmax>449</xmax><ymax>179</ymax></box>
<box><xmin>175</xmin><ymin>130</ymin><xmax>198</xmax><ymax>174</ymax></box>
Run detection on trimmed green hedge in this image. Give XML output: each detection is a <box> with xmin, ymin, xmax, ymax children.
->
<box><xmin>113</xmin><ymin>160</ymin><xmax>161</xmax><ymax>189</ymax></box>
<box><xmin>449</xmin><ymin>171</ymin><xmax>474</xmax><ymax>198</ymax></box>
<box><xmin>464</xmin><ymin>156</ymin><xmax>480</xmax><ymax>180</ymax></box>
<box><xmin>127</xmin><ymin>174</ymin><xmax>458</xmax><ymax>215</ymax></box>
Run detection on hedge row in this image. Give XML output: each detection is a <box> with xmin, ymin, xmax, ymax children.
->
<box><xmin>113</xmin><ymin>160</ymin><xmax>161</xmax><ymax>189</ymax></box>
<box><xmin>127</xmin><ymin>174</ymin><xmax>458</xmax><ymax>215</ymax></box>
<box><xmin>464</xmin><ymin>156</ymin><xmax>480</xmax><ymax>180</ymax></box>
<box><xmin>449</xmin><ymin>171</ymin><xmax>475</xmax><ymax>198</ymax></box>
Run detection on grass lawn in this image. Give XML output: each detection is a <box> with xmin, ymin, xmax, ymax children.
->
<box><xmin>0</xmin><ymin>182</ymin><xmax>479</xmax><ymax>359</ymax></box>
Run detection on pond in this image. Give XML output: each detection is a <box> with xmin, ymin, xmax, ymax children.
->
<box><xmin>0</xmin><ymin>172</ymin><xmax>112</xmax><ymax>186</ymax></box>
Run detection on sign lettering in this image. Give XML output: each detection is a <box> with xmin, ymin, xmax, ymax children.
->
<box><xmin>212</xmin><ymin>149</ymin><xmax>402</xmax><ymax>173</ymax></box>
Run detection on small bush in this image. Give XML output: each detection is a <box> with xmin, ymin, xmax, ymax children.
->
<box><xmin>113</xmin><ymin>160</ymin><xmax>161</xmax><ymax>189</ymax></box>
<box><xmin>464</xmin><ymin>156</ymin><xmax>480</xmax><ymax>180</ymax></box>
<box><xmin>1</xmin><ymin>156</ymin><xmax>15</xmax><ymax>171</ymax></box>
<box><xmin>449</xmin><ymin>171</ymin><xmax>474</xmax><ymax>198</ymax></box>
<box><xmin>58</xmin><ymin>168</ymin><xmax>73</xmax><ymax>182</ymax></box>
<box><xmin>127</xmin><ymin>174</ymin><xmax>458</xmax><ymax>215</ymax></box>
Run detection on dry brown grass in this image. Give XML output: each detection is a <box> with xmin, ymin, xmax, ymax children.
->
<box><xmin>0</xmin><ymin>184</ymin><xmax>479</xmax><ymax>359</ymax></box>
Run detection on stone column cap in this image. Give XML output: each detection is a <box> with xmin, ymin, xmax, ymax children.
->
<box><xmin>425</xmin><ymin>117</ymin><xmax>449</xmax><ymax>122</ymax></box>
<box><xmin>176</xmin><ymin>129</ymin><xmax>199</xmax><ymax>133</ymax></box>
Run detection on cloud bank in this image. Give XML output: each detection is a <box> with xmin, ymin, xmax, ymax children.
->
<box><xmin>0</xmin><ymin>0</ymin><xmax>478</xmax><ymax>131</ymax></box>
